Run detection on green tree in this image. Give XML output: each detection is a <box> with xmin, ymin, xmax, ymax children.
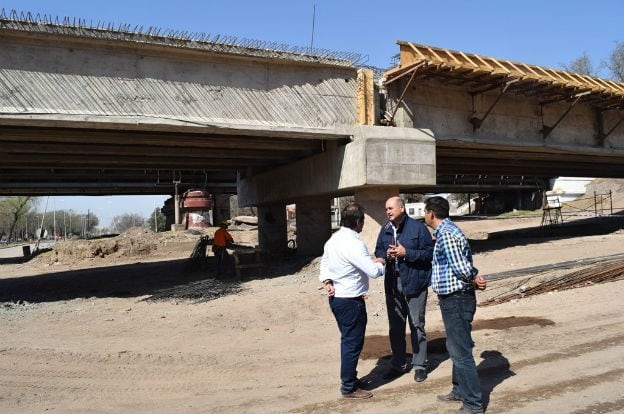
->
<box><xmin>44</xmin><ymin>209</ymin><xmax>99</xmax><ymax>239</ymax></box>
<box><xmin>146</xmin><ymin>207</ymin><xmax>167</xmax><ymax>232</ymax></box>
<box><xmin>0</xmin><ymin>196</ymin><xmax>37</xmax><ymax>242</ymax></box>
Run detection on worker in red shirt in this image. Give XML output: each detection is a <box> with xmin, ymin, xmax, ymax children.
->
<box><xmin>212</xmin><ymin>220</ymin><xmax>234</xmax><ymax>278</ymax></box>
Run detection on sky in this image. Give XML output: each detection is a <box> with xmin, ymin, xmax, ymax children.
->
<box><xmin>2</xmin><ymin>0</ymin><xmax>623</xmax><ymax>226</ymax></box>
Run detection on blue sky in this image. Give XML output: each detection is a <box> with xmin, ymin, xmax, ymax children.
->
<box><xmin>2</xmin><ymin>0</ymin><xmax>623</xmax><ymax>225</ymax></box>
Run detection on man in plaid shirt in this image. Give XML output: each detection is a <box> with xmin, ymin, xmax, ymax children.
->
<box><xmin>424</xmin><ymin>196</ymin><xmax>486</xmax><ymax>414</ymax></box>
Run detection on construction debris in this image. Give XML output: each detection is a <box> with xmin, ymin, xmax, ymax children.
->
<box><xmin>186</xmin><ymin>235</ymin><xmax>212</xmax><ymax>272</ymax></box>
<box><xmin>143</xmin><ymin>278</ymin><xmax>246</xmax><ymax>303</ymax></box>
<box><xmin>481</xmin><ymin>260</ymin><xmax>624</xmax><ymax>307</ymax></box>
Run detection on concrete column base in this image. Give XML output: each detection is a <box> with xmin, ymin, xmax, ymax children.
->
<box><xmin>257</xmin><ymin>203</ymin><xmax>287</xmax><ymax>256</ymax></box>
<box><xmin>354</xmin><ymin>186</ymin><xmax>399</xmax><ymax>253</ymax></box>
<box><xmin>295</xmin><ymin>196</ymin><xmax>331</xmax><ymax>257</ymax></box>
<box><xmin>171</xmin><ymin>224</ymin><xmax>185</xmax><ymax>232</ymax></box>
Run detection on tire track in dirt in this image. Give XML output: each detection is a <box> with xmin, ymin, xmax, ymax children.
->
<box><xmin>0</xmin><ymin>346</ymin><xmax>224</xmax><ymax>406</ymax></box>
<box><xmin>291</xmin><ymin>332</ymin><xmax>624</xmax><ymax>414</ymax></box>
<box><xmin>489</xmin><ymin>367</ymin><xmax>624</xmax><ymax>413</ymax></box>
<box><xmin>570</xmin><ymin>397</ymin><xmax>624</xmax><ymax>414</ymax></box>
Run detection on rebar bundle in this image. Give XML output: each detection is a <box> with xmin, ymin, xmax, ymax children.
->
<box><xmin>144</xmin><ymin>278</ymin><xmax>245</xmax><ymax>303</ymax></box>
<box><xmin>481</xmin><ymin>260</ymin><xmax>624</xmax><ymax>307</ymax></box>
<box><xmin>185</xmin><ymin>235</ymin><xmax>212</xmax><ymax>272</ymax></box>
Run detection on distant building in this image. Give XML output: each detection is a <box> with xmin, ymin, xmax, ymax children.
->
<box><xmin>406</xmin><ymin>202</ymin><xmax>426</xmax><ymax>218</ymax></box>
<box><xmin>548</xmin><ymin>177</ymin><xmax>593</xmax><ymax>202</ymax></box>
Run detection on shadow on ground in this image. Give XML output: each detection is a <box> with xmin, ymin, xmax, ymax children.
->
<box><xmin>466</xmin><ymin>215</ymin><xmax>623</xmax><ymax>254</ymax></box>
<box><xmin>0</xmin><ymin>253</ymin><xmax>316</xmax><ymax>304</ymax></box>
<box><xmin>1</xmin><ymin>215</ymin><xmax>621</xmax><ymax>304</ymax></box>
<box><xmin>359</xmin><ymin>316</ymin><xmax>530</xmax><ymax>398</ymax></box>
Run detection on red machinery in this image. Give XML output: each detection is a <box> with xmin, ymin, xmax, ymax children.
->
<box><xmin>182</xmin><ymin>190</ymin><xmax>214</xmax><ymax>228</ymax></box>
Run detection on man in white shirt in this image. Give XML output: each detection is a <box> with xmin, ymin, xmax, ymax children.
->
<box><xmin>320</xmin><ymin>202</ymin><xmax>385</xmax><ymax>399</ymax></box>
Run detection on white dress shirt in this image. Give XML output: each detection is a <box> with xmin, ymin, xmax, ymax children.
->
<box><xmin>319</xmin><ymin>227</ymin><xmax>385</xmax><ymax>298</ymax></box>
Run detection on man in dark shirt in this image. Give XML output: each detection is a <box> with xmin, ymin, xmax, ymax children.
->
<box><xmin>375</xmin><ymin>196</ymin><xmax>434</xmax><ymax>383</ymax></box>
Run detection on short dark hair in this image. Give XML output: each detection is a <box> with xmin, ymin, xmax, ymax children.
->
<box><xmin>424</xmin><ymin>196</ymin><xmax>449</xmax><ymax>219</ymax></box>
<box><xmin>341</xmin><ymin>202</ymin><xmax>365</xmax><ymax>229</ymax></box>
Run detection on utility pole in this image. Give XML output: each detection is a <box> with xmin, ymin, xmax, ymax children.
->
<box><xmin>310</xmin><ymin>4</ymin><xmax>316</xmax><ymax>51</ymax></box>
<box><xmin>174</xmin><ymin>179</ymin><xmax>180</xmax><ymax>227</ymax></box>
<box><xmin>53</xmin><ymin>199</ymin><xmax>57</xmax><ymax>241</ymax></box>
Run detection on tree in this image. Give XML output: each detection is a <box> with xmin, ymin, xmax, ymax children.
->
<box><xmin>146</xmin><ymin>207</ymin><xmax>167</xmax><ymax>232</ymax></box>
<box><xmin>605</xmin><ymin>41</ymin><xmax>624</xmax><ymax>81</ymax></box>
<box><xmin>562</xmin><ymin>52</ymin><xmax>595</xmax><ymax>76</ymax></box>
<box><xmin>47</xmin><ymin>209</ymin><xmax>99</xmax><ymax>239</ymax></box>
<box><xmin>0</xmin><ymin>196</ymin><xmax>37</xmax><ymax>242</ymax></box>
<box><xmin>53</xmin><ymin>209</ymin><xmax>97</xmax><ymax>238</ymax></box>
<box><xmin>112</xmin><ymin>213</ymin><xmax>146</xmax><ymax>233</ymax></box>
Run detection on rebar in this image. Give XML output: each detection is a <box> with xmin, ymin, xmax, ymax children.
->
<box><xmin>480</xmin><ymin>260</ymin><xmax>624</xmax><ymax>307</ymax></box>
<box><xmin>0</xmin><ymin>8</ymin><xmax>369</xmax><ymax>67</ymax></box>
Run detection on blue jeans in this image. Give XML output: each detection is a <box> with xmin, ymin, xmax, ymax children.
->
<box><xmin>385</xmin><ymin>280</ymin><xmax>428</xmax><ymax>371</ymax></box>
<box><xmin>329</xmin><ymin>296</ymin><xmax>367</xmax><ymax>394</ymax></box>
<box><xmin>439</xmin><ymin>290</ymin><xmax>483</xmax><ymax>412</ymax></box>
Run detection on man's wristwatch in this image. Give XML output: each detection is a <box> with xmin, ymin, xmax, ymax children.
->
<box><xmin>322</xmin><ymin>279</ymin><xmax>332</xmax><ymax>285</ymax></box>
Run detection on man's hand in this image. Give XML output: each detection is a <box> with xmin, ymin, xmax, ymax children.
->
<box><xmin>324</xmin><ymin>280</ymin><xmax>335</xmax><ymax>297</ymax></box>
<box><xmin>474</xmin><ymin>275</ymin><xmax>487</xmax><ymax>291</ymax></box>
<box><xmin>387</xmin><ymin>241</ymin><xmax>405</xmax><ymax>259</ymax></box>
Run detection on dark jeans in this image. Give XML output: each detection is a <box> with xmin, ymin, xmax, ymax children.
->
<box><xmin>213</xmin><ymin>246</ymin><xmax>232</xmax><ymax>277</ymax></box>
<box><xmin>439</xmin><ymin>290</ymin><xmax>483</xmax><ymax>412</ymax></box>
<box><xmin>329</xmin><ymin>296</ymin><xmax>367</xmax><ymax>394</ymax></box>
<box><xmin>385</xmin><ymin>280</ymin><xmax>428</xmax><ymax>371</ymax></box>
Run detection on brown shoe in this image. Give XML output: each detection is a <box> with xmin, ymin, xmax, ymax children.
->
<box><xmin>343</xmin><ymin>389</ymin><xmax>373</xmax><ymax>399</ymax></box>
<box><xmin>447</xmin><ymin>407</ymin><xmax>483</xmax><ymax>414</ymax></box>
<box><xmin>437</xmin><ymin>392</ymin><xmax>462</xmax><ymax>403</ymax></box>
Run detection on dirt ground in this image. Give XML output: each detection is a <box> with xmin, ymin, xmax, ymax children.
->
<box><xmin>1</xmin><ymin>206</ymin><xmax>624</xmax><ymax>413</ymax></box>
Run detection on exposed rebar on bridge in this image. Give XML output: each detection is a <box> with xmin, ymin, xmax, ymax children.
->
<box><xmin>0</xmin><ymin>8</ymin><xmax>369</xmax><ymax>67</ymax></box>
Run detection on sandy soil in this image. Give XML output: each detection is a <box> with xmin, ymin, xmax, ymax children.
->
<box><xmin>1</xmin><ymin>214</ymin><xmax>624</xmax><ymax>414</ymax></box>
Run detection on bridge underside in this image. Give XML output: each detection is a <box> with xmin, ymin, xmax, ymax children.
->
<box><xmin>2</xmin><ymin>123</ymin><xmax>623</xmax><ymax>196</ymax></box>
<box><xmin>430</xmin><ymin>141</ymin><xmax>624</xmax><ymax>193</ymax></box>
<box><xmin>0</xmin><ymin>123</ymin><xmax>348</xmax><ymax>196</ymax></box>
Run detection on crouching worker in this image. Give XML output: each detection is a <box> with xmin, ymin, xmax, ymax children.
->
<box><xmin>319</xmin><ymin>203</ymin><xmax>385</xmax><ymax>399</ymax></box>
<box><xmin>212</xmin><ymin>220</ymin><xmax>234</xmax><ymax>278</ymax></box>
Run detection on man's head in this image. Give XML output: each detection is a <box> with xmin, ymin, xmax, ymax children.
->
<box><xmin>341</xmin><ymin>202</ymin><xmax>365</xmax><ymax>233</ymax></box>
<box><xmin>424</xmin><ymin>196</ymin><xmax>449</xmax><ymax>228</ymax></box>
<box><xmin>219</xmin><ymin>220</ymin><xmax>229</xmax><ymax>228</ymax></box>
<box><xmin>385</xmin><ymin>196</ymin><xmax>406</xmax><ymax>225</ymax></box>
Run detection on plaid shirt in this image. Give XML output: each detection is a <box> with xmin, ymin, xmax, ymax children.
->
<box><xmin>431</xmin><ymin>218</ymin><xmax>478</xmax><ymax>295</ymax></box>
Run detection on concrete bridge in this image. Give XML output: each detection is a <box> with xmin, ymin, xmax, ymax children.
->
<box><xmin>1</xmin><ymin>13</ymin><xmax>623</xmax><ymax>255</ymax></box>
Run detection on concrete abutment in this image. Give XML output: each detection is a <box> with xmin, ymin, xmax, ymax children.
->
<box><xmin>240</xmin><ymin>125</ymin><xmax>436</xmax><ymax>256</ymax></box>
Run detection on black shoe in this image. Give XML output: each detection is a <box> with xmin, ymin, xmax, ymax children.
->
<box><xmin>414</xmin><ymin>368</ymin><xmax>427</xmax><ymax>382</ymax></box>
<box><xmin>382</xmin><ymin>367</ymin><xmax>408</xmax><ymax>380</ymax></box>
<box><xmin>437</xmin><ymin>392</ymin><xmax>463</xmax><ymax>403</ymax></box>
